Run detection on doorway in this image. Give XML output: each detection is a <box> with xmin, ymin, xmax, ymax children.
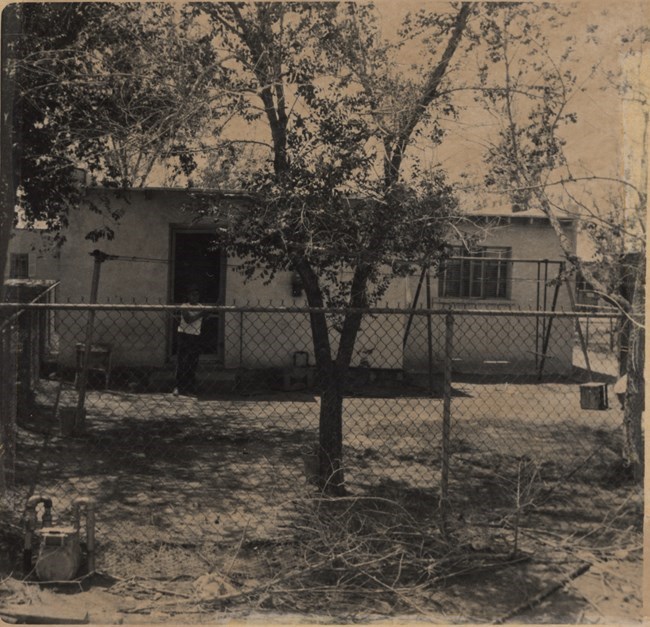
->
<box><xmin>170</xmin><ymin>229</ymin><xmax>225</xmax><ymax>362</ymax></box>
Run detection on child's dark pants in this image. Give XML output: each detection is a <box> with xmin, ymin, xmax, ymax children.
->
<box><xmin>176</xmin><ymin>332</ymin><xmax>201</xmax><ymax>393</ymax></box>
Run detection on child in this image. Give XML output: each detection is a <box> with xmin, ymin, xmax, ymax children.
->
<box><xmin>174</xmin><ymin>285</ymin><xmax>204</xmax><ymax>396</ymax></box>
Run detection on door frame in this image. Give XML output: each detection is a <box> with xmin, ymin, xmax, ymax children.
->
<box><xmin>167</xmin><ymin>225</ymin><xmax>227</xmax><ymax>362</ymax></box>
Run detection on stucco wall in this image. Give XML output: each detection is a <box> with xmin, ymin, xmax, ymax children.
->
<box><xmin>4</xmin><ymin>229</ymin><xmax>61</xmax><ymax>282</ymax></box>
<box><xmin>403</xmin><ymin>218</ymin><xmax>576</xmax><ymax>374</ymax></box>
<box><xmin>7</xmin><ymin>189</ymin><xmax>577</xmax><ymax>373</ymax></box>
<box><xmin>403</xmin><ymin>311</ymin><xmax>574</xmax><ymax>375</ymax></box>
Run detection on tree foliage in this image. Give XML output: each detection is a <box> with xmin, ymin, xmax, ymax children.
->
<box><xmin>4</xmin><ymin>1</ymin><xmax>643</xmax><ymax>485</ymax></box>
<box><xmin>478</xmin><ymin>6</ymin><xmax>646</xmax><ymax>479</ymax></box>
<box><xmin>188</xmin><ymin>3</ymin><xmax>474</xmax><ymax>301</ymax></box>
<box><xmin>183</xmin><ymin>2</ymin><xmax>475</xmax><ymax>492</ymax></box>
<box><xmin>6</xmin><ymin>2</ymin><xmax>227</xmax><ymax>234</ymax></box>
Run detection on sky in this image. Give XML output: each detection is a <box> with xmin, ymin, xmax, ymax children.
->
<box><xmin>373</xmin><ymin>0</ymin><xmax>647</xmax><ymax>207</ymax></box>
<box><xmin>188</xmin><ymin>0</ymin><xmax>648</xmax><ymax>220</ymax></box>
<box><xmin>12</xmin><ymin>0</ymin><xmax>647</xmax><ymax>268</ymax></box>
<box><xmin>32</xmin><ymin>0</ymin><xmax>642</xmax><ymax>237</ymax></box>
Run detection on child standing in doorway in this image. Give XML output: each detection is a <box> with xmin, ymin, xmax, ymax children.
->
<box><xmin>174</xmin><ymin>285</ymin><xmax>204</xmax><ymax>396</ymax></box>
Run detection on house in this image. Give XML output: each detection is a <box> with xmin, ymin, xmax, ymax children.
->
<box><xmin>6</xmin><ymin>187</ymin><xmax>577</xmax><ymax>375</ymax></box>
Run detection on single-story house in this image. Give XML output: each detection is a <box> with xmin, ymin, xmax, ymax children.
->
<box><xmin>6</xmin><ymin>187</ymin><xmax>577</xmax><ymax>375</ymax></box>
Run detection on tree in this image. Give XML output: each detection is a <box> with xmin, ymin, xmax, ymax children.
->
<box><xmin>479</xmin><ymin>7</ymin><xmax>646</xmax><ymax>479</ymax></box>
<box><xmin>185</xmin><ymin>2</ymin><xmax>474</xmax><ymax>493</ymax></box>
<box><xmin>1</xmin><ymin>2</ymin><xmax>227</xmax><ymax>266</ymax></box>
<box><xmin>0</xmin><ymin>3</ymin><xmax>21</xmax><ymax>287</ymax></box>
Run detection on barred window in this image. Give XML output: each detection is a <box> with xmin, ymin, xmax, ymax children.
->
<box><xmin>439</xmin><ymin>246</ymin><xmax>511</xmax><ymax>299</ymax></box>
<box><xmin>10</xmin><ymin>253</ymin><xmax>29</xmax><ymax>279</ymax></box>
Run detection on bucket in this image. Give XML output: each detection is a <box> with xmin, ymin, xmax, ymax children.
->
<box><xmin>579</xmin><ymin>383</ymin><xmax>608</xmax><ymax>410</ymax></box>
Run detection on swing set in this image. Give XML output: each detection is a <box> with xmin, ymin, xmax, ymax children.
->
<box><xmin>402</xmin><ymin>256</ymin><xmax>593</xmax><ymax>381</ymax></box>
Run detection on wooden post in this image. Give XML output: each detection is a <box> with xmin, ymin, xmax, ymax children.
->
<box><xmin>565</xmin><ymin>279</ymin><xmax>592</xmax><ymax>378</ymax></box>
<box><xmin>541</xmin><ymin>260</ymin><xmax>549</xmax><ymax>345</ymax></box>
<box><xmin>537</xmin><ymin>263</ymin><xmax>562</xmax><ymax>379</ymax></box>
<box><xmin>440</xmin><ymin>312</ymin><xmax>454</xmax><ymax>534</ymax></box>
<box><xmin>74</xmin><ymin>251</ymin><xmax>105</xmax><ymax>432</ymax></box>
<box><xmin>403</xmin><ymin>265</ymin><xmax>428</xmax><ymax>349</ymax></box>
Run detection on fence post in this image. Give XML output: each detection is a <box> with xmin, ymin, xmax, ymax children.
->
<box><xmin>440</xmin><ymin>311</ymin><xmax>454</xmax><ymax>533</ymax></box>
<box><xmin>239</xmin><ymin>311</ymin><xmax>244</xmax><ymax>367</ymax></box>
<box><xmin>17</xmin><ymin>309</ymin><xmax>35</xmax><ymax>424</ymax></box>
<box><xmin>565</xmin><ymin>280</ymin><xmax>592</xmax><ymax>378</ymax></box>
<box><xmin>75</xmin><ymin>252</ymin><xmax>104</xmax><ymax>431</ymax></box>
<box><xmin>0</xmin><ymin>321</ymin><xmax>17</xmax><ymax>488</ymax></box>
<box><xmin>0</xmin><ymin>325</ymin><xmax>7</xmax><ymax>493</ymax></box>
<box><xmin>425</xmin><ymin>271</ymin><xmax>434</xmax><ymax>396</ymax></box>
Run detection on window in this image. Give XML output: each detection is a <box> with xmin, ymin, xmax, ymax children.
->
<box><xmin>9</xmin><ymin>253</ymin><xmax>29</xmax><ymax>279</ymax></box>
<box><xmin>575</xmin><ymin>272</ymin><xmax>599</xmax><ymax>307</ymax></box>
<box><xmin>439</xmin><ymin>246</ymin><xmax>511</xmax><ymax>299</ymax></box>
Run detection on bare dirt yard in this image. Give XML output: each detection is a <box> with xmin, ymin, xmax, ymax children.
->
<box><xmin>0</xmin><ymin>376</ymin><xmax>643</xmax><ymax>624</ymax></box>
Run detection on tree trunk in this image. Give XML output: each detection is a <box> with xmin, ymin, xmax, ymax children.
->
<box><xmin>295</xmin><ymin>259</ymin><xmax>369</xmax><ymax>494</ymax></box>
<box><xmin>0</xmin><ymin>4</ymin><xmax>21</xmax><ymax>293</ymax></box>
<box><xmin>294</xmin><ymin>260</ymin><xmax>344</xmax><ymax>493</ymax></box>
<box><xmin>622</xmin><ymin>255</ymin><xmax>645</xmax><ymax>482</ymax></box>
<box><xmin>0</xmin><ymin>5</ymin><xmax>21</xmax><ymax>497</ymax></box>
<box><xmin>318</xmin><ymin>370</ymin><xmax>346</xmax><ymax>495</ymax></box>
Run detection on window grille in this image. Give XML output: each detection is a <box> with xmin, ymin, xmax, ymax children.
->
<box><xmin>10</xmin><ymin>253</ymin><xmax>29</xmax><ymax>279</ymax></box>
<box><xmin>439</xmin><ymin>246</ymin><xmax>511</xmax><ymax>299</ymax></box>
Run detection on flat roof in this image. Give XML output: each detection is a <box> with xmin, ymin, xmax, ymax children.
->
<box><xmin>84</xmin><ymin>186</ymin><xmax>573</xmax><ymax>220</ymax></box>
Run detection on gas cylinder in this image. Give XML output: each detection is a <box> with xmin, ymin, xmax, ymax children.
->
<box><xmin>24</xmin><ymin>496</ymin><xmax>96</xmax><ymax>581</ymax></box>
<box><xmin>34</xmin><ymin>525</ymin><xmax>82</xmax><ymax>581</ymax></box>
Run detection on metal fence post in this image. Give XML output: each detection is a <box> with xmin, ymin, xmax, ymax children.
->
<box><xmin>17</xmin><ymin>311</ymin><xmax>31</xmax><ymax>424</ymax></box>
<box><xmin>0</xmin><ymin>325</ymin><xmax>7</xmax><ymax>493</ymax></box>
<box><xmin>440</xmin><ymin>311</ymin><xmax>454</xmax><ymax>532</ymax></box>
<box><xmin>426</xmin><ymin>271</ymin><xmax>434</xmax><ymax>396</ymax></box>
<box><xmin>239</xmin><ymin>311</ymin><xmax>244</xmax><ymax>367</ymax></box>
<box><xmin>75</xmin><ymin>253</ymin><xmax>104</xmax><ymax>431</ymax></box>
<box><xmin>0</xmin><ymin>320</ymin><xmax>17</xmax><ymax>488</ymax></box>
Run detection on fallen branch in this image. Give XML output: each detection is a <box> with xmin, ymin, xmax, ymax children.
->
<box><xmin>494</xmin><ymin>562</ymin><xmax>591</xmax><ymax>624</ymax></box>
<box><xmin>0</xmin><ymin>608</ymin><xmax>89</xmax><ymax>624</ymax></box>
<box><xmin>225</xmin><ymin>519</ymin><xmax>250</xmax><ymax>576</ymax></box>
<box><xmin>356</xmin><ymin>566</ymin><xmax>433</xmax><ymax>617</ymax></box>
<box><xmin>199</xmin><ymin>552</ymin><xmax>353</xmax><ymax>606</ymax></box>
<box><xmin>109</xmin><ymin>574</ymin><xmax>192</xmax><ymax>599</ymax></box>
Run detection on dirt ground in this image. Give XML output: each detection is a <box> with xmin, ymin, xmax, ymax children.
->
<box><xmin>0</xmin><ymin>377</ymin><xmax>643</xmax><ymax>624</ymax></box>
<box><xmin>0</xmin><ymin>525</ymin><xmax>643</xmax><ymax>625</ymax></box>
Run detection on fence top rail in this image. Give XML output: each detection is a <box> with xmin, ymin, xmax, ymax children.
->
<box><xmin>0</xmin><ymin>281</ymin><xmax>61</xmax><ymax>331</ymax></box>
<box><xmin>0</xmin><ymin>301</ymin><xmax>626</xmax><ymax>319</ymax></box>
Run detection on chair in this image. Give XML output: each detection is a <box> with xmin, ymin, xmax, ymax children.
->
<box><xmin>75</xmin><ymin>342</ymin><xmax>112</xmax><ymax>389</ymax></box>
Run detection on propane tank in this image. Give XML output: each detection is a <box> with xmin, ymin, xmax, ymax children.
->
<box><xmin>34</xmin><ymin>525</ymin><xmax>82</xmax><ymax>581</ymax></box>
<box><xmin>23</xmin><ymin>496</ymin><xmax>96</xmax><ymax>581</ymax></box>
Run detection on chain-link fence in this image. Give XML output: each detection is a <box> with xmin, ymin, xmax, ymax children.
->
<box><xmin>1</xmin><ymin>302</ymin><xmax>629</xmax><ymax>578</ymax></box>
<box><xmin>1</xmin><ymin>284</ymin><xmax>58</xmax><ymax>494</ymax></box>
<box><xmin>0</xmin><ymin>312</ymin><xmax>19</xmax><ymax>493</ymax></box>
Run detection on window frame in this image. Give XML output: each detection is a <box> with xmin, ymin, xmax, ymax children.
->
<box><xmin>439</xmin><ymin>246</ymin><xmax>511</xmax><ymax>300</ymax></box>
<box><xmin>9</xmin><ymin>252</ymin><xmax>29</xmax><ymax>279</ymax></box>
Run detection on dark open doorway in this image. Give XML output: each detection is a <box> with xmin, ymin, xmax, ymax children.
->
<box><xmin>170</xmin><ymin>229</ymin><xmax>225</xmax><ymax>361</ymax></box>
